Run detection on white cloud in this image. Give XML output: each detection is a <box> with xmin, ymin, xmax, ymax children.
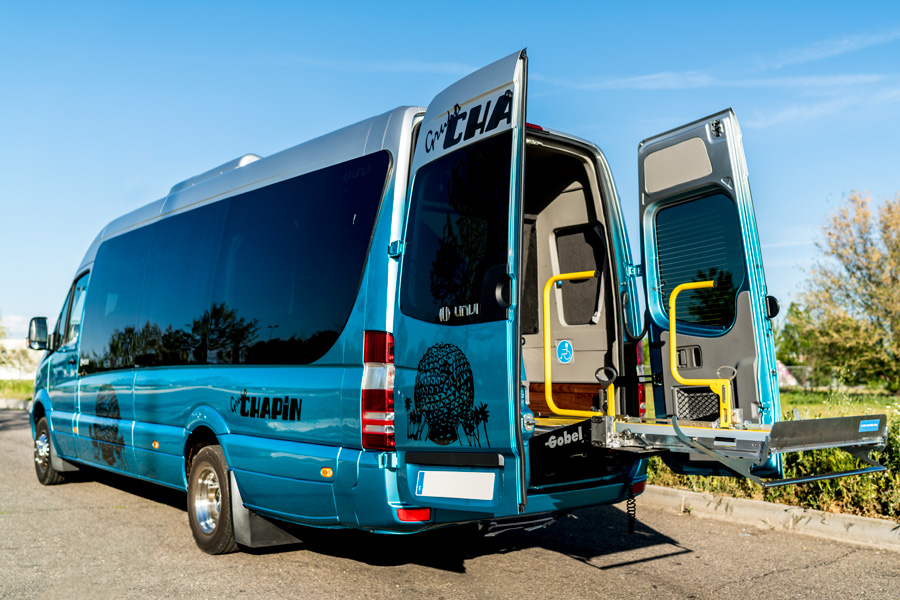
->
<box><xmin>551</xmin><ymin>71</ymin><xmax>884</xmax><ymax>92</ymax></box>
<box><xmin>765</xmin><ymin>28</ymin><xmax>900</xmax><ymax>70</ymax></box>
<box><xmin>742</xmin><ymin>95</ymin><xmax>858</xmax><ymax>129</ymax></box>
<box><xmin>578</xmin><ymin>71</ymin><xmax>717</xmax><ymax>90</ymax></box>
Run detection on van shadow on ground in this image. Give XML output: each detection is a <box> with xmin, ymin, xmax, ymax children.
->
<box><xmin>259</xmin><ymin>505</ymin><xmax>693</xmax><ymax>573</ymax></box>
<box><xmin>85</xmin><ymin>462</ymin><xmax>691</xmax><ymax>573</ymax></box>
<box><xmin>12</xmin><ymin>404</ymin><xmax>690</xmax><ymax>574</ymax></box>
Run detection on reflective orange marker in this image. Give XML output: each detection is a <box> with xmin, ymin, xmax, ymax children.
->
<box><xmin>321</xmin><ymin>467</ymin><xmax>334</xmax><ymax>478</ymax></box>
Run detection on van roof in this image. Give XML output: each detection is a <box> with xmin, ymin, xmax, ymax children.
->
<box><xmin>75</xmin><ymin>105</ymin><xmax>424</xmax><ymax>273</ymax></box>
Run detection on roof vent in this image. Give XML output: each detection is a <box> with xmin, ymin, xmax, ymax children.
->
<box><xmin>167</xmin><ymin>153</ymin><xmax>262</xmax><ymax>196</ymax></box>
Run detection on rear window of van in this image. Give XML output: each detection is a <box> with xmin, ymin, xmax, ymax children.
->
<box><xmin>400</xmin><ymin>131</ymin><xmax>512</xmax><ymax>325</ymax></box>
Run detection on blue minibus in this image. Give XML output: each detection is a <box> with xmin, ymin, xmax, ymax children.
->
<box><xmin>27</xmin><ymin>50</ymin><xmax>887</xmax><ymax>554</ymax></box>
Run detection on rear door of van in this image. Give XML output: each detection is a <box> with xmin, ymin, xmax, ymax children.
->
<box><xmin>393</xmin><ymin>50</ymin><xmax>528</xmax><ymax>515</ymax></box>
<box><xmin>639</xmin><ymin>110</ymin><xmax>782</xmax><ymax>477</ymax></box>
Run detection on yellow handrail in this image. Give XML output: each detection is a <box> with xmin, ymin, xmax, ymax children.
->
<box><xmin>668</xmin><ymin>280</ymin><xmax>733</xmax><ymax>428</ymax></box>
<box><xmin>542</xmin><ymin>270</ymin><xmax>611</xmax><ymax>418</ymax></box>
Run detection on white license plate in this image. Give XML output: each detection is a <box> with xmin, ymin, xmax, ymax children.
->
<box><xmin>414</xmin><ymin>471</ymin><xmax>495</xmax><ymax>501</ymax></box>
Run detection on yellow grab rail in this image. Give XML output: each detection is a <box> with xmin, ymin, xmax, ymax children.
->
<box><xmin>668</xmin><ymin>280</ymin><xmax>734</xmax><ymax>428</ymax></box>
<box><xmin>542</xmin><ymin>270</ymin><xmax>611</xmax><ymax>418</ymax></box>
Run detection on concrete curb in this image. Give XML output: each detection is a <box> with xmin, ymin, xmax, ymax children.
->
<box><xmin>638</xmin><ymin>484</ymin><xmax>900</xmax><ymax>552</ymax></box>
<box><xmin>0</xmin><ymin>398</ymin><xmax>30</xmax><ymax>411</ymax></box>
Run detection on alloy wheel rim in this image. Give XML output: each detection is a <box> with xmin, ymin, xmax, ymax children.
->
<box><xmin>193</xmin><ymin>466</ymin><xmax>221</xmax><ymax>534</ymax></box>
<box><xmin>34</xmin><ymin>432</ymin><xmax>50</xmax><ymax>472</ymax></box>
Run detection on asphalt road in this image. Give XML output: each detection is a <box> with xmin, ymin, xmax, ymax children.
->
<box><xmin>1</xmin><ymin>409</ymin><xmax>897</xmax><ymax>600</ymax></box>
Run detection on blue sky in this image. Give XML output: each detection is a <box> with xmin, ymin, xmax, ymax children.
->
<box><xmin>2</xmin><ymin>1</ymin><xmax>900</xmax><ymax>338</ymax></box>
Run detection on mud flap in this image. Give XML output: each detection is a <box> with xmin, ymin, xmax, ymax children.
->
<box><xmin>230</xmin><ymin>471</ymin><xmax>301</xmax><ymax>548</ymax></box>
<box><xmin>50</xmin><ymin>439</ymin><xmax>80</xmax><ymax>472</ymax></box>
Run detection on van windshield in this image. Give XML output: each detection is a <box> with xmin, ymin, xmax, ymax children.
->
<box><xmin>400</xmin><ymin>131</ymin><xmax>512</xmax><ymax>325</ymax></box>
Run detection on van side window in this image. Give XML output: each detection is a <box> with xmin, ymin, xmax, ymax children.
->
<box><xmin>134</xmin><ymin>201</ymin><xmax>227</xmax><ymax>367</ymax></box>
<box><xmin>655</xmin><ymin>193</ymin><xmax>746</xmax><ymax>329</ymax></box>
<box><xmin>53</xmin><ymin>290</ymin><xmax>71</xmax><ymax>346</ymax></box>
<box><xmin>64</xmin><ymin>272</ymin><xmax>90</xmax><ymax>346</ymax></box>
<box><xmin>79</xmin><ymin>226</ymin><xmax>154</xmax><ymax>373</ymax></box>
<box><xmin>209</xmin><ymin>150</ymin><xmax>391</xmax><ymax>365</ymax></box>
<box><xmin>400</xmin><ymin>131</ymin><xmax>512</xmax><ymax>325</ymax></box>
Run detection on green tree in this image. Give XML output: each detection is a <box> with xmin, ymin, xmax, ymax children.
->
<box><xmin>792</xmin><ymin>192</ymin><xmax>900</xmax><ymax>391</ymax></box>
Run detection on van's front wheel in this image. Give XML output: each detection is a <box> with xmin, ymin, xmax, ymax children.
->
<box><xmin>34</xmin><ymin>416</ymin><xmax>65</xmax><ymax>485</ymax></box>
<box><xmin>188</xmin><ymin>445</ymin><xmax>238</xmax><ymax>554</ymax></box>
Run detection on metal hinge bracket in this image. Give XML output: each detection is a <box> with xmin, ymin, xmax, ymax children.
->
<box><xmin>388</xmin><ymin>240</ymin><xmax>404</xmax><ymax>260</ymax></box>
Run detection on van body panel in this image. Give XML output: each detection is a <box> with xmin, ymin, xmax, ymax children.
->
<box><xmin>639</xmin><ymin>109</ymin><xmax>781</xmax><ymax>476</ymax></box>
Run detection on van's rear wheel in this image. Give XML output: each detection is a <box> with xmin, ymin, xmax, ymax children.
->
<box><xmin>34</xmin><ymin>416</ymin><xmax>65</xmax><ymax>485</ymax></box>
<box><xmin>188</xmin><ymin>445</ymin><xmax>238</xmax><ymax>554</ymax></box>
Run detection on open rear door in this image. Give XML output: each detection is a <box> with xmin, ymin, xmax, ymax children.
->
<box><xmin>393</xmin><ymin>50</ymin><xmax>528</xmax><ymax>514</ymax></box>
<box><xmin>638</xmin><ymin>110</ymin><xmax>781</xmax><ymax>477</ymax></box>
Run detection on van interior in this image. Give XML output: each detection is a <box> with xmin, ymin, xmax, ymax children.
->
<box><xmin>521</xmin><ymin>134</ymin><xmax>631</xmax><ymax>489</ymax></box>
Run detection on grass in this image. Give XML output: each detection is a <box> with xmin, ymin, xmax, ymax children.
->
<box><xmin>0</xmin><ymin>379</ymin><xmax>33</xmax><ymax>400</ymax></box>
<box><xmin>646</xmin><ymin>386</ymin><xmax>900</xmax><ymax>519</ymax></box>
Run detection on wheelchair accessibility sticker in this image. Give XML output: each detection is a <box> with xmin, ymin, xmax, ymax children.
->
<box><xmin>556</xmin><ymin>340</ymin><xmax>574</xmax><ymax>364</ymax></box>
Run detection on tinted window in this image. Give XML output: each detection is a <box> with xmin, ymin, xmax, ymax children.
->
<box><xmin>400</xmin><ymin>131</ymin><xmax>512</xmax><ymax>325</ymax></box>
<box><xmin>655</xmin><ymin>193</ymin><xmax>745</xmax><ymax>329</ymax></box>
<box><xmin>209</xmin><ymin>151</ymin><xmax>390</xmax><ymax>365</ymax></box>
<box><xmin>133</xmin><ymin>201</ymin><xmax>227</xmax><ymax>367</ymax></box>
<box><xmin>79</xmin><ymin>226</ymin><xmax>154</xmax><ymax>374</ymax></box>
<box><xmin>54</xmin><ymin>289</ymin><xmax>71</xmax><ymax>342</ymax></box>
<box><xmin>64</xmin><ymin>272</ymin><xmax>90</xmax><ymax>346</ymax></box>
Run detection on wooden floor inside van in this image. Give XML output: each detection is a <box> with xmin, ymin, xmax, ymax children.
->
<box><xmin>529</xmin><ymin>382</ymin><xmax>601</xmax><ymax>417</ymax></box>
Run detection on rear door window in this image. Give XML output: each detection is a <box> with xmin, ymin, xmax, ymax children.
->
<box><xmin>655</xmin><ymin>193</ymin><xmax>746</xmax><ymax>330</ymax></box>
<box><xmin>400</xmin><ymin>131</ymin><xmax>512</xmax><ymax>325</ymax></box>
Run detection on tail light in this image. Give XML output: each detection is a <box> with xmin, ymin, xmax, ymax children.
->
<box><xmin>362</xmin><ymin>331</ymin><xmax>395</xmax><ymax>451</ymax></box>
<box><xmin>632</xmin><ymin>480</ymin><xmax>646</xmax><ymax>496</ymax></box>
<box><xmin>396</xmin><ymin>507</ymin><xmax>432</xmax><ymax>522</ymax></box>
<box><xmin>636</xmin><ymin>341</ymin><xmax>646</xmax><ymax>418</ymax></box>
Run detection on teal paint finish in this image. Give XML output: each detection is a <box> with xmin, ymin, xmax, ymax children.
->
<box><xmin>222</xmin><ymin>433</ymin><xmax>339</xmax><ymax>482</ymax></box>
<box><xmin>132</xmin><ymin>447</ymin><xmax>185</xmax><ymax>489</ymax></box>
<box><xmin>232</xmin><ymin>469</ymin><xmax>339</xmax><ymax>524</ymax></box>
<box><xmin>48</xmin><ymin>409</ymin><xmax>77</xmax><ymax>457</ymax></box>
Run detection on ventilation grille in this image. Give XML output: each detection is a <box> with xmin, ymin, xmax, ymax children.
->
<box><xmin>674</xmin><ymin>387</ymin><xmax>720</xmax><ymax>422</ymax></box>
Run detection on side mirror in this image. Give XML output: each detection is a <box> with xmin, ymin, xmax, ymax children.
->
<box><xmin>765</xmin><ymin>295</ymin><xmax>780</xmax><ymax>319</ymax></box>
<box><xmin>27</xmin><ymin>317</ymin><xmax>49</xmax><ymax>351</ymax></box>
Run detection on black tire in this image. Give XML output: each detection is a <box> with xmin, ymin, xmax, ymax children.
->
<box><xmin>187</xmin><ymin>445</ymin><xmax>238</xmax><ymax>554</ymax></box>
<box><xmin>34</xmin><ymin>416</ymin><xmax>65</xmax><ymax>485</ymax></box>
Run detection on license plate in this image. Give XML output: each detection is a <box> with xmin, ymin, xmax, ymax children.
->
<box><xmin>415</xmin><ymin>471</ymin><xmax>495</xmax><ymax>501</ymax></box>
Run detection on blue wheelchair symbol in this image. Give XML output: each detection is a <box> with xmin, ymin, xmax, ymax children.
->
<box><xmin>557</xmin><ymin>340</ymin><xmax>573</xmax><ymax>364</ymax></box>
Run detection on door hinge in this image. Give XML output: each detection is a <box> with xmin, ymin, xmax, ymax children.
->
<box><xmin>625</xmin><ymin>263</ymin><xmax>643</xmax><ymax>278</ymax></box>
<box><xmin>388</xmin><ymin>240</ymin><xmax>404</xmax><ymax>260</ymax></box>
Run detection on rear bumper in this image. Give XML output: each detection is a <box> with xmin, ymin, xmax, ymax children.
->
<box><xmin>349</xmin><ymin>451</ymin><xmax>646</xmax><ymax>533</ymax></box>
<box><xmin>224</xmin><ymin>432</ymin><xmax>646</xmax><ymax>534</ymax></box>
